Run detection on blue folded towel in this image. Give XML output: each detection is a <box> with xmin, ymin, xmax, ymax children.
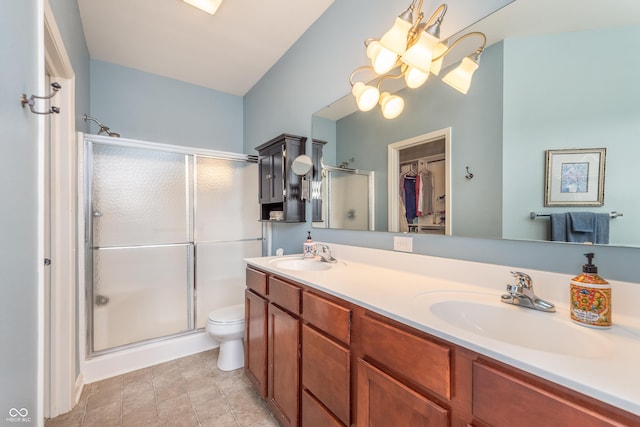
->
<box><xmin>549</xmin><ymin>213</ymin><xmax>567</xmax><ymax>241</ymax></box>
<box><xmin>550</xmin><ymin>212</ymin><xmax>610</xmax><ymax>244</ymax></box>
<box><xmin>568</xmin><ymin>212</ymin><xmax>595</xmax><ymax>232</ymax></box>
<box><xmin>594</xmin><ymin>213</ymin><xmax>610</xmax><ymax>244</ymax></box>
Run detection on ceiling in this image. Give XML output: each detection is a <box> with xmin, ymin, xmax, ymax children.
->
<box><xmin>77</xmin><ymin>0</ymin><xmax>334</xmax><ymax>96</ymax></box>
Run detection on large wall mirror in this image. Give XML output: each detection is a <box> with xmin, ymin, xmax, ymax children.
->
<box><xmin>312</xmin><ymin>0</ymin><xmax>640</xmax><ymax>248</ymax></box>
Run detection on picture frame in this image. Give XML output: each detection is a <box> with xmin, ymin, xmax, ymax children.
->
<box><xmin>544</xmin><ymin>148</ymin><xmax>606</xmax><ymax>206</ymax></box>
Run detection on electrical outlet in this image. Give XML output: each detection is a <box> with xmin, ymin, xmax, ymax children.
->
<box><xmin>393</xmin><ymin>236</ymin><xmax>413</xmax><ymax>252</ymax></box>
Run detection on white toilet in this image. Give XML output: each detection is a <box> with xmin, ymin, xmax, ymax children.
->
<box><xmin>206</xmin><ymin>303</ymin><xmax>245</xmax><ymax>371</ymax></box>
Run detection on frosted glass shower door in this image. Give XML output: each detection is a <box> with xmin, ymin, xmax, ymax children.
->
<box><xmin>194</xmin><ymin>158</ymin><xmax>261</xmax><ymax>328</ymax></box>
<box><xmin>327</xmin><ymin>169</ymin><xmax>374</xmax><ymax>231</ymax></box>
<box><xmin>90</xmin><ymin>142</ymin><xmax>192</xmax><ymax>352</ymax></box>
<box><xmin>92</xmin><ymin>245</ymin><xmax>192</xmax><ymax>351</ymax></box>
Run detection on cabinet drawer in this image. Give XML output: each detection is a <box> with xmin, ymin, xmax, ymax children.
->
<box><xmin>302</xmin><ymin>324</ymin><xmax>350</xmax><ymax>425</ymax></box>
<box><xmin>360</xmin><ymin>314</ymin><xmax>451</xmax><ymax>399</ymax></box>
<box><xmin>246</xmin><ymin>267</ymin><xmax>267</xmax><ymax>296</ymax></box>
<box><xmin>473</xmin><ymin>362</ymin><xmax>624</xmax><ymax>427</ymax></box>
<box><xmin>303</xmin><ymin>292</ymin><xmax>351</xmax><ymax>345</ymax></box>
<box><xmin>357</xmin><ymin>359</ymin><xmax>448</xmax><ymax>427</ymax></box>
<box><xmin>269</xmin><ymin>276</ymin><xmax>301</xmax><ymax>315</ymax></box>
<box><xmin>302</xmin><ymin>389</ymin><xmax>345</xmax><ymax>427</ymax></box>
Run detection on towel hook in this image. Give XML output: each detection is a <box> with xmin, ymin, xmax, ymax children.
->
<box><xmin>21</xmin><ymin>82</ymin><xmax>61</xmax><ymax>115</ymax></box>
<box><xmin>465</xmin><ymin>166</ymin><xmax>474</xmax><ymax>180</ymax></box>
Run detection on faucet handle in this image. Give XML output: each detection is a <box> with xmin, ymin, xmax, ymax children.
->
<box><xmin>510</xmin><ymin>271</ymin><xmax>532</xmax><ymax>289</ymax></box>
<box><xmin>315</xmin><ymin>243</ymin><xmax>329</xmax><ymax>254</ymax></box>
<box><xmin>315</xmin><ymin>244</ymin><xmax>337</xmax><ymax>263</ymax></box>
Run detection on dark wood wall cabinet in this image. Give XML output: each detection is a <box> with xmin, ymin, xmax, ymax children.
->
<box><xmin>256</xmin><ymin>133</ymin><xmax>307</xmax><ymax>222</ymax></box>
<box><xmin>244</xmin><ymin>267</ymin><xmax>640</xmax><ymax>427</ymax></box>
<box><xmin>310</xmin><ymin>139</ymin><xmax>326</xmax><ymax>222</ymax></box>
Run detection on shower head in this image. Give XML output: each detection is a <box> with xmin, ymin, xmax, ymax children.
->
<box><xmin>83</xmin><ymin>114</ymin><xmax>120</xmax><ymax>137</ymax></box>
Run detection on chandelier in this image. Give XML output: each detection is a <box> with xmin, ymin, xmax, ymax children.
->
<box><xmin>350</xmin><ymin>1</ymin><xmax>487</xmax><ymax>119</ymax></box>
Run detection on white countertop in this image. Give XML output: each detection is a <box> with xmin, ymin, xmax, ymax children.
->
<box><xmin>245</xmin><ymin>243</ymin><xmax>640</xmax><ymax>416</ymax></box>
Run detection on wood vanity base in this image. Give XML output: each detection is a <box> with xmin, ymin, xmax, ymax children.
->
<box><xmin>244</xmin><ymin>267</ymin><xmax>640</xmax><ymax>427</ymax></box>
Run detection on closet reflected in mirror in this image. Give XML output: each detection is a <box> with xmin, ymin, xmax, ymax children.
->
<box><xmin>388</xmin><ymin>129</ymin><xmax>451</xmax><ymax>235</ymax></box>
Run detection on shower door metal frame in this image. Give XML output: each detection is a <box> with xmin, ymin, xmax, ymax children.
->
<box><xmin>83</xmin><ymin>134</ymin><xmax>259</xmax><ymax>358</ymax></box>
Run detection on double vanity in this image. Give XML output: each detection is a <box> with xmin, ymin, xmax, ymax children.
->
<box><xmin>244</xmin><ymin>244</ymin><xmax>640</xmax><ymax>426</ymax></box>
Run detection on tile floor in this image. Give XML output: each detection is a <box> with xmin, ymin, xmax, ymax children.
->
<box><xmin>45</xmin><ymin>349</ymin><xmax>279</xmax><ymax>427</ymax></box>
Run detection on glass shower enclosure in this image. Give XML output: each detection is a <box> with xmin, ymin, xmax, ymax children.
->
<box><xmin>315</xmin><ymin>166</ymin><xmax>375</xmax><ymax>231</ymax></box>
<box><xmin>85</xmin><ymin>136</ymin><xmax>261</xmax><ymax>355</ymax></box>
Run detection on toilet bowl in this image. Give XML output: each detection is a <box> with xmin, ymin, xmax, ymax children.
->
<box><xmin>206</xmin><ymin>303</ymin><xmax>245</xmax><ymax>371</ymax></box>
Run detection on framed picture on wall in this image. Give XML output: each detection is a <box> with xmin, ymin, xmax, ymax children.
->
<box><xmin>544</xmin><ymin>148</ymin><xmax>606</xmax><ymax>206</ymax></box>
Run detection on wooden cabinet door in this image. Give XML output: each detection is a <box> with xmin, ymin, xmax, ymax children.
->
<box><xmin>257</xmin><ymin>154</ymin><xmax>270</xmax><ymax>204</ymax></box>
<box><xmin>357</xmin><ymin>359</ymin><xmax>448</xmax><ymax>427</ymax></box>
<box><xmin>245</xmin><ymin>290</ymin><xmax>268</xmax><ymax>398</ymax></box>
<box><xmin>310</xmin><ymin>140</ymin><xmax>326</xmax><ymax>222</ymax></box>
<box><xmin>269</xmin><ymin>148</ymin><xmax>284</xmax><ymax>203</ymax></box>
<box><xmin>257</xmin><ymin>146</ymin><xmax>283</xmax><ymax>204</ymax></box>
<box><xmin>268</xmin><ymin>303</ymin><xmax>300</xmax><ymax>427</ymax></box>
<box><xmin>302</xmin><ymin>390</ymin><xmax>345</xmax><ymax>427</ymax></box>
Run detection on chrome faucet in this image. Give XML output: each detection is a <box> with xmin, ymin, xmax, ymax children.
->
<box><xmin>315</xmin><ymin>244</ymin><xmax>337</xmax><ymax>263</ymax></box>
<box><xmin>500</xmin><ymin>271</ymin><xmax>555</xmax><ymax>312</ymax></box>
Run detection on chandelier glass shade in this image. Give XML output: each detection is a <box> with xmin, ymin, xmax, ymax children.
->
<box><xmin>349</xmin><ymin>0</ymin><xmax>486</xmax><ymax>119</ymax></box>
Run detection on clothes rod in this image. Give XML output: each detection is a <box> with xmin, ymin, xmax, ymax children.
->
<box><xmin>529</xmin><ymin>211</ymin><xmax>623</xmax><ymax>220</ymax></box>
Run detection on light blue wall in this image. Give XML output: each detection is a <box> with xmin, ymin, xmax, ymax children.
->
<box><xmin>333</xmin><ymin>42</ymin><xmax>503</xmax><ymax>235</ymax></box>
<box><xmin>245</xmin><ymin>0</ymin><xmax>640</xmax><ymax>283</ymax></box>
<box><xmin>1</xmin><ymin>1</ymin><xmax>41</xmax><ymax>423</ymax></box>
<box><xmin>243</xmin><ymin>0</ymin><xmax>515</xmax><ymax>154</ymax></box>
<box><xmin>502</xmin><ymin>26</ymin><xmax>640</xmax><ymax>245</ymax></box>
<box><xmin>311</xmin><ymin>116</ymin><xmax>337</xmax><ymax>167</ymax></box>
<box><xmin>90</xmin><ymin>60</ymin><xmax>244</xmax><ymax>152</ymax></box>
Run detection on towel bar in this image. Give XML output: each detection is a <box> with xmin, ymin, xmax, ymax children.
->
<box><xmin>530</xmin><ymin>211</ymin><xmax>623</xmax><ymax>220</ymax></box>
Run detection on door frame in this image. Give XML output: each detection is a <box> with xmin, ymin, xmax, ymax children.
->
<box><xmin>388</xmin><ymin>128</ymin><xmax>452</xmax><ymax>234</ymax></box>
<box><xmin>43</xmin><ymin>0</ymin><xmax>79</xmax><ymax>418</ymax></box>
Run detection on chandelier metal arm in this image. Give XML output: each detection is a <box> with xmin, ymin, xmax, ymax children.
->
<box><xmin>425</xmin><ymin>3</ymin><xmax>448</xmax><ymax>28</ymax></box>
<box><xmin>376</xmin><ymin>71</ymin><xmax>406</xmax><ymax>90</ymax></box>
<box><xmin>349</xmin><ymin>65</ymin><xmax>375</xmax><ymax>86</ymax></box>
<box><xmin>432</xmin><ymin>31</ymin><xmax>486</xmax><ymax>62</ymax></box>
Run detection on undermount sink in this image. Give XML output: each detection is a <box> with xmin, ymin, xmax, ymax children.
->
<box><xmin>268</xmin><ymin>256</ymin><xmax>333</xmax><ymax>271</ymax></box>
<box><xmin>416</xmin><ymin>291</ymin><xmax>610</xmax><ymax>358</ymax></box>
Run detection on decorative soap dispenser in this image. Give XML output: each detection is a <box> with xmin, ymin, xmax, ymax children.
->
<box><xmin>570</xmin><ymin>253</ymin><xmax>611</xmax><ymax>328</ymax></box>
<box><xmin>303</xmin><ymin>231</ymin><xmax>315</xmax><ymax>259</ymax></box>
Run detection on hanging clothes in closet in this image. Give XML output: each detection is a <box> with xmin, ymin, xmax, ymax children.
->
<box><xmin>400</xmin><ymin>164</ymin><xmax>434</xmax><ymax>225</ymax></box>
<box><xmin>399</xmin><ymin>164</ymin><xmax>416</xmax><ymax>230</ymax></box>
<box><xmin>404</xmin><ymin>174</ymin><xmax>417</xmax><ymax>222</ymax></box>
<box><xmin>416</xmin><ymin>167</ymin><xmax>433</xmax><ymax>217</ymax></box>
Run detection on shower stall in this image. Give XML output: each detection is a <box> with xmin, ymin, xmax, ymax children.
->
<box><xmin>83</xmin><ymin>135</ymin><xmax>261</xmax><ymax>357</ymax></box>
<box><xmin>320</xmin><ymin>166</ymin><xmax>374</xmax><ymax>231</ymax></box>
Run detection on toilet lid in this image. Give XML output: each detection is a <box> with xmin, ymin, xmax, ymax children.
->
<box><xmin>208</xmin><ymin>303</ymin><xmax>244</xmax><ymax>324</ymax></box>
